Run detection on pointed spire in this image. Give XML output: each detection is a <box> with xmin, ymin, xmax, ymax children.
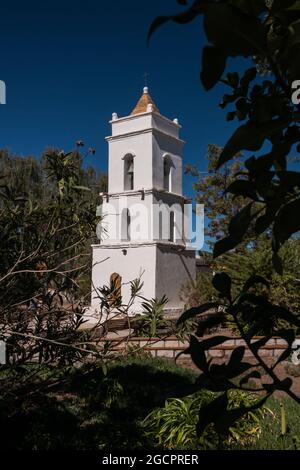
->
<box><xmin>130</xmin><ymin>87</ymin><xmax>160</xmax><ymax>116</ymax></box>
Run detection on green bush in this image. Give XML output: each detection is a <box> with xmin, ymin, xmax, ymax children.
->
<box><xmin>142</xmin><ymin>389</ymin><xmax>269</xmax><ymax>450</ymax></box>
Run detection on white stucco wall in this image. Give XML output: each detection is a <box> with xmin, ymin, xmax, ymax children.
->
<box><xmin>91</xmin><ymin>242</ymin><xmax>196</xmax><ymax>314</ymax></box>
<box><xmin>152</xmin><ymin>132</ymin><xmax>183</xmax><ymax>195</ymax></box>
<box><xmin>155</xmin><ymin>245</ymin><xmax>196</xmax><ymax>310</ymax></box>
<box><xmin>107</xmin><ymin>110</ymin><xmax>184</xmax><ymax>195</ymax></box>
<box><xmin>107</xmin><ymin>132</ymin><xmax>153</xmax><ymax>192</ymax></box>
<box><xmin>91</xmin><ymin>243</ymin><xmax>157</xmax><ymax>313</ymax></box>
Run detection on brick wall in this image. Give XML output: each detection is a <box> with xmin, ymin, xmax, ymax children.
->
<box><xmin>97</xmin><ymin>335</ymin><xmax>297</xmax><ymax>360</ymax></box>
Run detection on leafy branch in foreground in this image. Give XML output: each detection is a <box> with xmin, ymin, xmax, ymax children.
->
<box><xmin>177</xmin><ymin>270</ymin><xmax>300</xmax><ymax>436</ymax></box>
<box><xmin>150</xmin><ymin>0</ymin><xmax>300</xmax><ymax>267</ymax></box>
<box><xmin>150</xmin><ymin>0</ymin><xmax>300</xmax><ymax>436</ymax></box>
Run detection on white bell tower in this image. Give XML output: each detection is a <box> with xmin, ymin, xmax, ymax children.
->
<box><xmin>91</xmin><ymin>87</ymin><xmax>196</xmax><ymax>316</ymax></box>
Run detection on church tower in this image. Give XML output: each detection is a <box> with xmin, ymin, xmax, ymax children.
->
<box><xmin>91</xmin><ymin>87</ymin><xmax>196</xmax><ymax>316</ymax></box>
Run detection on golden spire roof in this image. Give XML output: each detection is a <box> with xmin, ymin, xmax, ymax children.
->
<box><xmin>130</xmin><ymin>87</ymin><xmax>160</xmax><ymax>115</ymax></box>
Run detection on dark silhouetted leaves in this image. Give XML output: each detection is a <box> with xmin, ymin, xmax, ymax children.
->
<box><xmin>188</xmin><ymin>335</ymin><xmax>208</xmax><ymax>371</ymax></box>
<box><xmin>203</xmin><ymin>4</ymin><xmax>267</xmax><ymax>57</ymax></box>
<box><xmin>255</xmin><ymin>204</ymin><xmax>279</xmax><ymax>235</ymax></box>
<box><xmin>228</xmin><ymin>202</ymin><xmax>253</xmax><ymax>239</ymax></box>
<box><xmin>242</xmin><ymin>274</ymin><xmax>270</xmax><ymax>292</ymax></box>
<box><xmin>197</xmin><ymin>392</ymin><xmax>228</xmax><ymax>436</ymax></box>
<box><xmin>177</xmin><ymin>302</ymin><xmax>219</xmax><ymax>325</ymax></box>
<box><xmin>273</xmin><ymin>198</ymin><xmax>300</xmax><ymax>251</ymax></box>
<box><xmin>217</xmin><ymin>119</ymin><xmax>290</xmax><ymax>169</ymax></box>
<box><xmin>226</xmin><ymin>180</ymin><xmax>257</xmax><ymax>199</ymax></box>
<box><xmin>213</xmin><ymin>235</ymin><xmax>240</xmax><ymax>258</ymax></box>
<box><xmin>212</xmin><ymin>394</ymin><xmax>270</xmax><ymax>436</ymax></box>
<box><xmin>212</xmin><ymin>272</ymin><xmax>231</xmax><ymax>298</ymax></box>
<box><xmin>201</xmin><ymin>46</ymin><xmax>227</xmax><ymax>90</ymax></box>
<box><xmin>240</xmin><ymin>370</ymin><xmax>261</xmax><ymax>386</ymax></box>
<box><xmin>148</xmin><ymin>1</ymin><xmax>208</xmax><ymax>43</ymax></box>
<box><xmin>196</xmin><ymin>313</ymin><xmax>224</xmax><ymax>337</ymax></box>
<box><xmin>251</xmin><ymin>336</ymin><xmax>271</xmax><ymax>353</ymax></box>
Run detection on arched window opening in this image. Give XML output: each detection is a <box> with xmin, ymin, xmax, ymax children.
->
<box><xmin>163</xmin><ymin>156</ymin><xmax>172</xmax><ymax>192</ymax></box>
<box><xmin>124</xmin><ymin>154</ymin><xmax>134</xmax><ymax>190</ymax></box>
<box><xmin>109</xmin><ymin>272</ymin><xmax>122</xmax><ymax>307</ymax></box>
<box><xmin>121</xmin><ymin>208</ymin><xmax>131</xmax><ymax>241</ymax></box>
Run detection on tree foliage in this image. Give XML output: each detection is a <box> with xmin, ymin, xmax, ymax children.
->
<box><xmin>0</xmin><ymin>147</ymin><xmax>107</xmax><ymax>365</ymax></box>
<box><xmin>150</xmin><ymin>0</ymin><xmax>300</xmax><ymax>435</ymax></box>
<box><xmin>150</xmin><ymin>0</ymin><xmax>300</xmax><ymax>265</ymax></box>
<box><xmin>186</xmin><ymin>143</ymin><xmax>250</xmax><ymax>246</ymax></box>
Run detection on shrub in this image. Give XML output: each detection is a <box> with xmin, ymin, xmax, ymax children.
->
<box><xmin>142</xmin><ymin>389</ymin><xmax>269</xmax><ymax>450</ymax></box>
<box><xmin>133</xmin><ymin>296</ymin><xmax>169</xmax><ymax>337</ymax></box>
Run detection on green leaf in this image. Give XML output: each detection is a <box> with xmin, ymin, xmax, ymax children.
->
<box><xmin>273</xmin><ymin>348</ymin><xmax>292</xmax><ymax>369</ymax></box>
<box><xmin>189</xmin><ymin>335</ymin><xmax>208</xmax><ymax>371</ymax></box>
<box><xmin>212</xmin><ymin>272</ymin><xmax>231</xmax><ymax>298</ymax></box>
<box><xmin>148</xmin><ymin>16</ymin><xmax>172</xmax><ymax>42</ymax></box>
<box><xmin>242</xmin><ymin>274</ymin><xmax>270</xmax><ymax>292</ymax></box>
<box><xmin>213</xmin><ymin>235</ymin><xmax>240</xmax><ymax>258</ymax></box>
<box><xmin>204</xmin><ymin>4</ymin><xmax>267</xmax><ymax>57</ymax></box>
<box><xmin>177</xmin><ymin>302</ymin><xmax>219</xmax><ymax>325</ymax></box>
<box><xmin>227</xmin><ymin>346</ymin><xmax>245</xmax><ymax>370</ymax></box>
<box><xmin>228</xmin><ymin>202</ymin><xmax>253</xmax><ymax>239</ymax></box>
<box><xmin>273</xmin><ymin>198</ymin><xmax>300</xmax><ymax>250</ymax></box>
<box><xmin>239</xmin><ymin>370</ymin><xmax>261</xmax><ymax>386</ymax></box>
<box><xmin>147</xmin><ymin>2</ymin><xmax>208</xmax><ymax>43</ymax></box>
<box><xmin>226</xmin><ymin>180</ymin><xmax>257</xmax><ymax>199</ymax></box>
<box><xmin>279</xmin><ymin>378</ymin><xmax>293</xmax><ymax>392</ymax></box>
<box><xmin>255</xmin><ymin>203</ymin><xmax>279</xmax><ymax>235</ymax></box>
<box><xmin>227</xmin><ymin>72</ymin><xmax>239</xmax><ymax>88</ymax></box>
<box><xmin>272</xmin><ymin>305</ymin><xmax>300</xmax><ymax>328</ymax></box>
<box><xmin>213</xmin><ymin>394</ymin><xmax>270</xmax><ymax>435</ymax></box>
<box><xmin>196</xmin><ymin>313</ymin><xmax>224</xmax><ymax>337</ymax></box>
<box><xmin>197</xmin><ymin>392</ymin><xmax>228</xmax><ymax>436</ymax></box>
<box><xmin>201</xmin><ymin>46</ymin><xmax>227</xmax><ymax>90</ymax></box>
<box><xmin>276</xmin><ymin>328</ymin><xmax>295</xmax><ymax>346</ymax></box>
<box><xmin>250</xmin><ymin>336</ymin><xmax>271</xmax><ymax>353</ymax></box>
<box><xmin>237</xmin><ymin>292</ymin><xmax>268</xmax><ymax>307</ymax></box>
<box><xmin>240</xmin><ymin>67</ymin><xmax>257</xmax><ymax>88</ymax></box>
<box><xmin>217</xmin><ymin>119</ymin><xmax>290</xmax><ymax>169</ymax></box>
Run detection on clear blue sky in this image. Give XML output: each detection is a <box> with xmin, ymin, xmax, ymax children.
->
<box><xmin>0</xmin><ymin>0</ymin><xmax>245</xmax><ymax>197</ymax></box>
